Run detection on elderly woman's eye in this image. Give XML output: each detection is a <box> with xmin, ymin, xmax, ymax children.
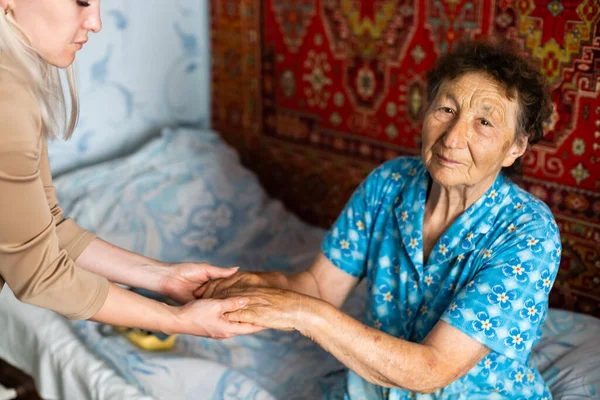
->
<box><xmin>480</xmin><ymin>119</ymin><xmax>492</xmax><ymax>127</ymax></box>
<box><xmin>441</xmin><ymin>107</ymin><xmax>454</xmax><ymax>114</ymax></box>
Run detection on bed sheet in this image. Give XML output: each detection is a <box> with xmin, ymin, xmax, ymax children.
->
<box><xmin>1</xmin><ymin>128</ymin><xmax>599</xmax><ymax>399</ymax></box>
<box><xmin>532</xmin><ymin>309</ymin><xmax>600</xmax><ymax>398</ymax></box>
<box><xmin>0</xmin><ymin>288</ymin><xmax>152</xmax><ymax>400</ymax></box>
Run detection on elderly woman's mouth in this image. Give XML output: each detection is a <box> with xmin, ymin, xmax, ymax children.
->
<box><xmin>436</xmin><ymin>154</ymin><xmax>462</xmax><ymax>166</ymax></box>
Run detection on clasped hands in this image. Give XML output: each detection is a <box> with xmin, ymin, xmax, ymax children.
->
<box><xmin>156</xmin><ymin>263</ymin><xmax>314</xmax><ymax>339</ymax></box>
<box><xmin>195</xmin><ymin>270</ymin><xmax>313</xmax><ymax>332</ymax></box>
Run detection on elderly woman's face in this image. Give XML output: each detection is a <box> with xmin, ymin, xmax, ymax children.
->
<box><xmin>421</xmin><ymin>72</ymin><xmax>527</xmax><ymax>188</ymax></box>
<box><xmin>7</xmin><ymin>0</ymin><xmax>101</xmax><ymax>68</ymax></box>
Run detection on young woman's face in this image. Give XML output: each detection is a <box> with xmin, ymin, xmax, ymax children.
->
<box><xmin>8</xmin><ymin>0</ymin><xmax>101</xmax><ymax>68</ymax></box>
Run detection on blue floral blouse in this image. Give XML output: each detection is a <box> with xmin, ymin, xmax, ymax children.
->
<box><xmin>322</xmin><ymin>157</ymin><xmax>561</xmax><ymax>400</ymax></box>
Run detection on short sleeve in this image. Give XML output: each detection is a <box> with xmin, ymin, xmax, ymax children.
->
<box><xmin>322</xmin><ymin>160</ymin><xmax>405</xmax><ymax>278</ymax></box>
<box><xmin>440</xmin><ymin>211</ymin><xmax>561</xmax><ymax>364</ymax></box>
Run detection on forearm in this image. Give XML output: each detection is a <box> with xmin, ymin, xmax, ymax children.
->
<box><xmin>283</xmin><ymin>271</ymin><xmax>322</xmax><ymax>298</ymax></box>
<box><xmin>75</xmin><ymin>238</ymin><xmax>168</xmax><ymax>292</ymax></box>
<box><xmin>283</xmin><ymin>255</ymin><xmax>354</xmax><ymax>303</ymax></box>
<box><xmin>299</xmin><ymin>301</ymin><xmax>443</xmax><ymax>393</ymax></box>
<box><xmin>202</xmin><ymin>254</ymin><xmax>354</xmax><ymax>308</ymax></box>
<box><xmin>90</xmin><ymin>283</ymin><xmax>183</xmax><ymax>334</ymax></box>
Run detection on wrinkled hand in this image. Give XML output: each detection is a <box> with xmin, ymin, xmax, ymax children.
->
<box><xmin>194</xmin><ymin>271</ymin><xmax>285</xmax><ymax>300</ymax></box>
<box><xmin>159</xmin><ymin>263</ymin><xmax>240</xmax><ymax>304</ymax></box>
<box><xmin>224</xmin><ymin>287</ymin><xmax>316</xmax><ymax>331</ymax></box>
<box><xmin>173</xmin><ymin>296</ymin><xmax>263</xmax><ymax>339</ymax></box>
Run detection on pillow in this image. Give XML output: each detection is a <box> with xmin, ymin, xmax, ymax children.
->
<box><xmin>532</xmin><ymin>309</ymin><xmax>600</xmax><ymax>398</ymax></box>
<box><xmin>48</xmin><ymin>0</ymin><xmax>211</xmax><ymax>175</ymax></box>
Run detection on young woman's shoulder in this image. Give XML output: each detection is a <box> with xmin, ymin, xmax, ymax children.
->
<box><xmin>0</xmin><ymin>63</ymin><xmax>42</xmax><ymax>137</ymax></box>
<box><xmin>0</xmin><ymin>62</ymin><xmax>43</xmax><ymax>175</ymax></box>
<box><xmin>0</xmin><ymin>62</ymin><xmax>41</xmax><ymax>112</ymax></box>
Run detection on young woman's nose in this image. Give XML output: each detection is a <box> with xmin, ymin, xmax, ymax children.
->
<box><xmin>83</xmin><ymin>9</ymin><xmax>102</xmax><ymax>33</ymax></box>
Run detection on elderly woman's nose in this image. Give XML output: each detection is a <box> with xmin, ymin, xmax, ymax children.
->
<box><xmin>442</xmin><ymin>119</ymin><xmax>470</xmax><ymax>148</ymax></box>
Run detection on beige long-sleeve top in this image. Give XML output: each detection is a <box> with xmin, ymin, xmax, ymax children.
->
<box><xmin>0</xmin><ymin>59</ymin><xmax>109</xmax><ymax>320</ymax></box>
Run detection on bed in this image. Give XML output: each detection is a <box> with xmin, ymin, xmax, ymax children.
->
<box><xmin>1</xmin><ymin>0</ymin><xmax>599</xmax><ymax>399</ymax></box>
<box><xmin>1</xmin><ymin>127</ymin><xmax>599</xmax><ymax>399</ymax></box>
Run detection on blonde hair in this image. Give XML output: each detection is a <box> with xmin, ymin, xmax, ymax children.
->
<box><xmin>0</xmin><ymin>8</ymin><xmax>79</xmax><ymax>140</ymax></box>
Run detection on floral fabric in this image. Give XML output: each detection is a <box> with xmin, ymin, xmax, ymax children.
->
<box><xmin>322</xmin><ymin>157</ymin><xmax>561</xmax><ymax>400</ymax></box>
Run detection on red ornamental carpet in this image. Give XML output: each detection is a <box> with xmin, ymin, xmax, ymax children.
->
<box><xmin>211</xmin><ymin>0</ymin><xmax>600</xmax><ymax>317</ymax></box>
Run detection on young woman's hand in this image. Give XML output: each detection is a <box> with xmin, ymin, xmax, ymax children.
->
<box><xmin>92</xmin><ymin>284</ymin><xmax>263</xmax><ymax>339</ymax></box>
<box><xmin>172</xmin><ymin>296</ymin><xmax>265</xmax><ymax>338</ymax></box>
<box><xmin>158</xmin><ymin>263</ymin><xmax>240</xmax><ymax>304</ymax></box>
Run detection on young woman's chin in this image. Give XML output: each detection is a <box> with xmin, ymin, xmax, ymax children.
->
<box><xmin>45</xmin><ymin>53</ymin><xmax>76</xmax><ymax>69</ymax></box>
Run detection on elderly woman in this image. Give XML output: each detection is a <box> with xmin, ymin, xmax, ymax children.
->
<box><xmin>198</xmin><ymin>40</ymin><xmax>559</xmax><ymax>399</ymax></box>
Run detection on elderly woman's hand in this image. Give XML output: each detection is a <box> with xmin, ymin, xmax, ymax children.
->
<box><xmin>194</xmin><ymin>271</ymin><xmax>288</xmax><ymax>300</ymax></box>
<box><xmin>222</xmin><ymin>287</ymin><xmax>318</xmax><ymax>331</ymax></box>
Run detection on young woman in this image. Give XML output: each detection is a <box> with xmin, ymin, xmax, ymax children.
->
<box><xmin>0</xmin><ymin>0</ymin><xmax>258</xmax><ymax>339</ymax></box>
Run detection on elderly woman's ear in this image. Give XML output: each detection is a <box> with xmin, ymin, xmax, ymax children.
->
<box><xmin>502</xmin><ymin>134</ymin><xmax>529</xmax><ymax>168</ymax></box>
